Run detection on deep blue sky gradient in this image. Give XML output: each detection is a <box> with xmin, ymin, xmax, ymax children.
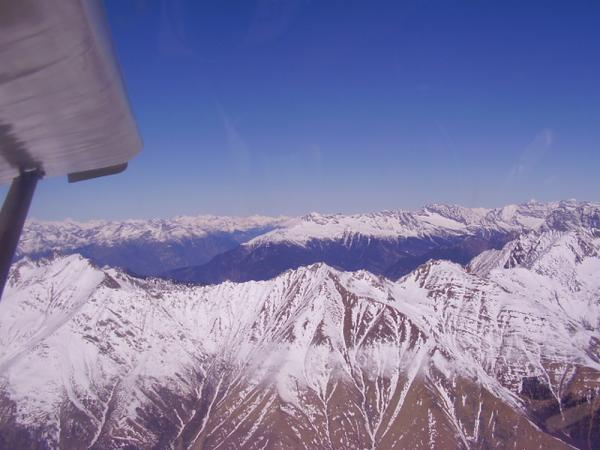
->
<box><xmin>13</xmin><ymin>0</ymin><xmax>600</xmax><ymax>219</ymax></box>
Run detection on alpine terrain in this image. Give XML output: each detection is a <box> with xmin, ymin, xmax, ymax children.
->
<box><xmin>19</xmin><ymin>201</ymin><xmax>600</xmax><ymax>284</ymax></box>
<box><xmin>0</xmin><ymin>200</ymin><xmax>599</xmax><ymax>449</ymax></box>
<box><xmin>168</xmin><ymin>201</ymin><xmax>600</xmax><ymax>284</ymax></box>
<box><xmin>18</xmin><ymin>216</ymin><xmax>290</xmax><ymax>277</ymax></box>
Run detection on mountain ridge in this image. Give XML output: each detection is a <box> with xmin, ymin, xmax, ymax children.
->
<box><xmin>1</xmin><ymin>225</ymin><xmax>599</xmax><ymax>448</ymax></box>
<box><xmin>18</xmin><ymin>201</ymin><xmax>599</xmax><ymax>283</ymax></box>
<box><xmin>18</xmin><ymin>215</ymin><xmax>291</xmax><ymax>276</ymax></box>
<box><xmin>168</xmin><ymin>200</ymin><xmax>600</xmax><ymax>284</ymax></box>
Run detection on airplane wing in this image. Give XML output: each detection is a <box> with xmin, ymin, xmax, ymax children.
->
<box><xmin>0</xmin><ymin>0</ymin><xmax>142</xmax><ymax>297</ymax></box>
<box><xmin>0</xmin><ymin>0</ymin><xmax>141</xmax><ymax>183</ymax></box>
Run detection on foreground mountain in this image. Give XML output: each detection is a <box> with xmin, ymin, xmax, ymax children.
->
<box><xmin>1</xmin><ymin>227</ymin><xmax>599</xmax><ymax>448</ymax></box>
<box><xmin>168</xmin><ymin>200</ymin><xmax>600</xmax><ymax>284</ymax></box>
<box><xmin>18</xmin><ymin>215</ymin><xmax>289</xmax><ymax>276</ymax></box>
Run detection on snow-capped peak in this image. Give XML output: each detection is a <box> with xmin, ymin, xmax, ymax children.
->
<box><xmin>246</xmin><ymin>201</ymin><xmax>600</xmax><ymax>248</ymax></box>
<box><xmin>20</xmin><ymin>214</ymin><xmax>291</xmax><ymax>255</ymax></box>
<box><xmin>1</xmin><ymin>225</ymin><xmax>599</xmax><ymax>448</ymax></box>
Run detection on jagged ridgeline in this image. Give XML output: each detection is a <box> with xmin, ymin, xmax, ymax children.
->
<box><xmin>19</xmin><ymin>200</ymin><xmax>600</xmax><ymax>284</ymax></box>
<box><xmin>1</xmin><ymin>202</ymin><xmax>599</xmax><ymax>449</ymax></box>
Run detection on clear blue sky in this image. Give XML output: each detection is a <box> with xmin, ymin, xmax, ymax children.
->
<box><xmin>12</xmin><ymin>0</ymin><xmax>600</xmax><ymax>219</ymax></box>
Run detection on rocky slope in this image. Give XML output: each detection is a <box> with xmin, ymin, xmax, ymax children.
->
<box><xmin>1</xmin><ymin>227</ymin><xmax>599</xmax><ymax>449</ymax></box>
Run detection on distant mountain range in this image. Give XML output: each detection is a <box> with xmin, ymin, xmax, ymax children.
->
<box><xmin>2</xmin><ymin>221</ymin><xmax>599</xmax><ymax>448</ymax></box>
<box><xmin>18</xmin><ymin>215</ymin><xmax>290</xmax><ymax>276</ymax></box>
<box><xmin>19</xmin><ymin>200</ymin><xmax>600</xmax><ymax>284</ymax></box>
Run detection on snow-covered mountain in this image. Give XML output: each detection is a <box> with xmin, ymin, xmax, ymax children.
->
<box><xmin>169</xmin><ymin>200</ymin><xmax>600</xmax><ymax>284</ymax></box>
<box><xmin>19</xmin><ymin>201</ymin><xmax>599</xmax><ymax>284</ymax></box>
<box><xmin>232</xmin><ymin>200</ymin><xmax>600</xmax><ymax>249</ymax></box>
<box><xmin>18</xmin><ymin>215</ymin><xmax>290</xmax><ymax>276</ymax></box>
<box><xmin>1</xmin><ymin>226</ymin><xmax>599</xmax><ymax>448</ymax></box>
<box><xmin>244</xmin><ymin>203</ymin><xmax>528</xmax><ymax>247</ymax></box>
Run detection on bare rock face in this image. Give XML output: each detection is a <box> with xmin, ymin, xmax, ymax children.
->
<box><xmin>1</xmin><ymin>227</ymin><xmax>599</xmax><ymax>449</ymax></box>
